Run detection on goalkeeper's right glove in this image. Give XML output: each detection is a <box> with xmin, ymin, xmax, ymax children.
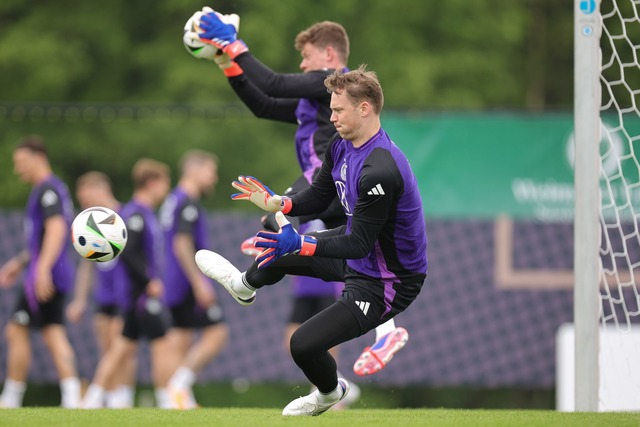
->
<box><xmin>231</xmin><ymin>176</ymin><xmax>292</xmax><ymax>213</ymax></box>
<box><xmin>183</xmin><ymin>7</ymin><xmax>240</xmax><ymax>61</ymax></box>
<box><xmin>199</xmin><ymin>11</ymin><xmax>248</xmax><ymax>59</ymax></box>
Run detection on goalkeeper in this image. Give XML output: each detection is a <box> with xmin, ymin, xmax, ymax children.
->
<box><xmin>186</xmin><ymin>8</ymin><xmax>408</xmax><ymax>377</ymax></box>
<box><xmin>195</xmin><ymin>66</ymin><xmax>428</xmax><ymax>416</ymax></box>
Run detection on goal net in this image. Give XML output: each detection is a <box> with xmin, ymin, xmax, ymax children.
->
<box><xmin>574</xmin><ymin>0</ymin><xmax>640</xmax><ymax>411</ymax></box>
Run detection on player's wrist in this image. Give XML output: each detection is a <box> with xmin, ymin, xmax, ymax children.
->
<box><xmin>222</xmin><ymin>61</ymin><xmax>243</xmax><ymax>77</ymax></box>
<box><xmin>223</xmin><ymin>40</ymin><xmax>248</xmax><ymax>59</ymax></box>
<box><xmin>281</xmin><ymin>197</ymin><xmax>293</xmax><ymax>214</ymax></box>
<box><xmin>299</xmin><ymin>235</ymin><xmax>317</xmax><ymax>256</ymax></box>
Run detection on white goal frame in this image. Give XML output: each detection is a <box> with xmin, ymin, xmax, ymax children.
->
<box><xmin>573</xmin><ymin>0</ymin><xmax>601</xmax><ymax>412</ymax></box>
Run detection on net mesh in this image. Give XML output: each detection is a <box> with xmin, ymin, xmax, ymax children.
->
<box><xmin>599</xmin><ymin>0</ymin><xmax>640</xmax><ymax>330</ymax></box>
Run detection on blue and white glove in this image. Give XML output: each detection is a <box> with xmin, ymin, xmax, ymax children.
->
<box><xmin>183</xmin><ymin>7</ymin><xmax>240</xmax><ymax>61</ymax></box>
<box><xmin>199</xmin><ymin>11</ymin><xmax>248</xmax><ymax>59</ymax></box>
<box><xmin>254</xmin><ymin>212</ymin><xmax>317</xmax><ymax>269</ymax></box>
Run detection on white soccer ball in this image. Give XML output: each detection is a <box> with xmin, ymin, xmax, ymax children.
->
<box><xmin>183</xmin><ymin>7</ymin><xmax>240</xmax><ymax>59</ymax></box>
<box><xmin>71</xmin><ymin>207</ymin><xmax>127</xmax><ymax>262</ymax></box>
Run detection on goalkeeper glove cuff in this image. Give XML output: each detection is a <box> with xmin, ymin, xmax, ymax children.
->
<box><xmin>299</xmin><ymin>235</ymin><xmax>317</xmax><ymax>256</ymax></box>
<box><xmin>281</xmin><ymin>197</ymin><xmax>292</xmax><ymax>214</ymax></box>
<box><xmin>224</xmin><ymin>40</ymin><xmax>249</xmax><ymax>59</ymax></box>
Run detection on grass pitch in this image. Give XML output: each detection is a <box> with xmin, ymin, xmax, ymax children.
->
<box><xmin>1</xmin><ymin>408</ymin><xmax>639</xmax><ymax>427</ymax></box>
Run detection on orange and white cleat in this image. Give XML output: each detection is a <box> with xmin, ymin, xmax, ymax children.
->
<box><xmin>353</xmin><ymin>327</ymin><xmax>409</xmax><ymax>376</ymax></box>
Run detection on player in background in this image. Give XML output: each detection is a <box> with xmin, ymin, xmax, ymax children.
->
<box><xmin>195</xmin><ymin>66</ymin><xmax>427</xmax><ymax>416</ymax></box>
<box><xmin>82</xmin><ymin>159</ymin><xmax>173</xmax><ymax>409</ymax></box>
<box><xmin>0</xmin><ymin>136</ymin><xmax>81</xmax><ymax>408</ymax></box>
<box><xmin>66</xmin><ymin>171</ymin><xmax>137</xmax><ymax>408</ymax></box>
<box><xmin>159</xmin><ymin>150</ymin><xmax>229</xmax><ymax>410</ymax></box>
<box><xmin>187</xmin><ymin>8</ymin><xmax>407</xmax><ymax>378</ymax></box>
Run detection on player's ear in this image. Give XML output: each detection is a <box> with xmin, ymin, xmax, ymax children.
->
<box><xmin>360</xmin><ymin>101</ymin><xmax>371</xmax><ymax>117</ymax></box>
<box><xmin>325</xmin><ymin>45</ymin><xmax>336</xmax><ymax>62</ymax></box>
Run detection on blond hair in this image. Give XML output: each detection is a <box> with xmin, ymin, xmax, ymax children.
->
<box><xmin>324</xmin><ymin>64</ymin><xmax>384</xmax><ymax>114</ymax></box>
<box><xmin>76</xmin><ymin>171</ymin><xmax>112</xmax><ymax>191</ymax></box>
<box><xmin>179</xmin><ymin>149</ymin><xmax>219</xmax><ymax>176</ymax></box>
<box><xmin>295</xmin><ymin>21</ymin><xmax>350</xmax><ymax>64</ymax></box>
<box><xmin>132</xmin><ymin>158</ymin><xmax>170</xmax><ymax>189</ymax></box>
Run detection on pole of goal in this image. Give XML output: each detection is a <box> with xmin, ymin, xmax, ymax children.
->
<box><xmin>573</xmin><ymin>0</ymin><xmax>601</xmax><ymax>412</ymax></box>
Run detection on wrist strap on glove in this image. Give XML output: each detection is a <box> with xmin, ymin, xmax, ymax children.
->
<box><xmin>224</xmin><ymin>40</ymin><xmax>249</xmax><ymax>59</ymax></box>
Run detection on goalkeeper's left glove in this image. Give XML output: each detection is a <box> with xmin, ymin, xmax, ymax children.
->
<box><xmin>231</xmin><ymin>176</ymin><xmax>292</xmax><ymax>213</ymax></box>
<box><xmin>254</xmin><ymin>212</ymin><xmax>317</xmax><ymax>269</ymax></box>
<box><xmin>199</xmin><ymin>11</ymin><xmax>248</xmax><ymax>59</ymax></box>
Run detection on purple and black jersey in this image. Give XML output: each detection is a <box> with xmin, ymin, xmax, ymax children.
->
<box><xmin>159</xmin><ymin>187</ymin><xmax>212</xmax><ymax>307</ymax></box>
<box><xmin>23</xmin><ymin>175</ymin><xmax>75</xmax><ymax>309</ymax></box>
<box><xmin>94</xmin><ymin>258</ymin><xmax>119</xmax><ymax>306</ymax></box>
<box><xmin>115</xmin><ymin>199</ymin><xmax>163</xmax><ymax>311</ymax></box>
<box><xmin>231</xmin><ymin>53</ymin><xmax>347</xmax><ymax>181</ymax></box>
<box><xmin>288</xmin><ymin>128</ymin><xmax>428</xmax><ymax>284</ymax></box>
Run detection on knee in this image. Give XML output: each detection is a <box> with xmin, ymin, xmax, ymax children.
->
<box><xmin>289</xmin><ymin>328</ymin><xmax>314</xmax><ymax>363</ymax></box>
<box><xmin>5</xmin><ymin>322</ymin><xmax>27</xmax><ymax>343</ymax></box>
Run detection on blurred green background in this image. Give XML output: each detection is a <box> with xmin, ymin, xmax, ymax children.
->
<box><xmin>0</xmin><ymin>0</ymin><xmax>573</xmax><ymax>209</ymax></box>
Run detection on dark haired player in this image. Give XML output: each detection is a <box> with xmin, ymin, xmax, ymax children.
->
<box><xmin>0</xmin><ymin>136</ymin><xmax>80</xmax><ymax>408</ymax></box>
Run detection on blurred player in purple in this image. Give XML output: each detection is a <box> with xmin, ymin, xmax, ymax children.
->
<box><xmin>190</xmin><ymin>9</ymin><xmax>407</xmax><ymax>378</ymax></box>
<box><xmin>0</xmin><ymin>136</ymin><xmax>81</xmax><ymax>408</ymax></box>
<box><xmin>66</xmin><ymin>171</ymin><xmax>137</xmax><ymax>408</ymax></box>
<box><xmin>159</xmin><ymin>150</ymin><xmax>228</xmax><ymax>409</ymax></box>
<box><xmin>82</xmin><ymin>159</ymin><xmax>173</xmax><ymax>408</ymax></box>
<box><xmin>196</xmin><ymin>67</ymin><xmax>427</xmax><ymax>416</ymax></box>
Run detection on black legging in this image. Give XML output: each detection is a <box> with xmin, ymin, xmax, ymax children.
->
<box><xmin>289</xmin><ymin>300</ymin><xmax>361</xmax><ymax>393</ymax></box>
<box><xmin>243</xmin><ymin>237</ymin><xmax>357</xmax><ymax>393</ymax></box>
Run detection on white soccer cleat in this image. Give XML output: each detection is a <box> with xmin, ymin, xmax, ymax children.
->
<box><xmin>282</xmin><ymin>378</ymin><xmax>350</xmax><ymax>416</ymax></box>
<box><xmin>195</xmin><ymin>250</ymin><xmax>256</xmax><ymax>306</ymax></box>
<box><xmin>168</xmin><ymin>386</ymin><xmax>198</xmax><ymax>410</ymax></box>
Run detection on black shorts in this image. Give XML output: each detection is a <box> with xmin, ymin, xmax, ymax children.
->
<box><xmin>96</xmin><ymin>303</ymin><xmax>118</xmax><ymax>317</ymax></box>
<box><xmin>11</xmin><ymin>288</ymin><xmax>66</xmax><ymax>329</ymax></box>
<box><xmin>289</xmin><ymin>295</ymin><xmax>336</xmax><ymax>324</ymax></box>
<box><xmin>338</xmin><ymin>271</ymin><xmax>423</xmax><ymax>334</ymax></box>
<box><xmin>170</xmin><ymin>292</ymin><xmax>225</xmax><ymax>329</ymax></box>
<box><xmin>246</xmin><ymin>247</ymin><xmax>424</xmax><ymax>335</ymax></box>
<box><xmin>121</xmin><ymin>297</ymin><xmax>168</xmax><ymax>341</ymax></box>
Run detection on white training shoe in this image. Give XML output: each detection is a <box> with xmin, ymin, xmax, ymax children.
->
<box><xmin>282</xmin><ymin>378</ymin><xmax>350</xmax><ymax>416</ymax></box>
<box><xmin>195</xmin><ymin>250</ymin><xmax>256</xmax><ymax>306</ymax></box>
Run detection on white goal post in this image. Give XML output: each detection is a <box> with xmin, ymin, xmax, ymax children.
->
<box><xmin>573</xmin><ymin>0</ymin><xmax>601</xmax><ymax>412</ymax></box>
<box><xmin>573</xmin><ymin>0</ymin><xmax>640</xmax><ymax>412</ymax></box>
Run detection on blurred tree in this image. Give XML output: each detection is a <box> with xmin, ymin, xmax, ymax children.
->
<box><xmin>0</xmin><ymin>0</ymin><xmax>574</xmax><ymax>208</ymax></box>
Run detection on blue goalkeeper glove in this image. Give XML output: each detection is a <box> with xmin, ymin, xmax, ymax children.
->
<box><xmin>199</xmin><ymin>11</ymin><xmax>248</xmax><ymax>59</ymax></box>
<box><xmin>254</xmin><ymin>212</ymin><xmax>317</xmax><ymax>269</ymax></box>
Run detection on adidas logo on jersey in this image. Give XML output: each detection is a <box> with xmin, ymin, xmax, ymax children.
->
<box><xmin>367</xmin><ymin>183</ymin><xmax>385</xmax><ymax>196</ymax></box>
<box><xmin>355</xmin><ymin>300</ymin><xmax>370</xmax><ymax>315</ymax></box>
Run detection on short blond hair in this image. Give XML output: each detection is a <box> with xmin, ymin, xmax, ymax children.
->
<box><xmin>76</xmin><ymin>171</ymin><xmax>112</xmax><ymax>191</ymax></box>
<box><xmin>295</xmin><ymin>21</ymin><xmax>350</xmax><ymax>64</ymax></box>
<box><xmin>132</xmin><ymin>158</ymin><xmax>170</xmax><ymax>189</ymax></box>
<box><xmin>324</xmin><ymin>64</ymin><xmax>384</xmax><ymax>114</ymax></box>
<box><xmin>179</xmin><ymin>149</ymin><xmax>219</xmax><ymax>176</ymax></box>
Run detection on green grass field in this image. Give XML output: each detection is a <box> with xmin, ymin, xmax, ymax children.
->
<box><xmin>1</xmin><ymin>408</ymin><xmax>639</xmax><ymax>427</ymax></box>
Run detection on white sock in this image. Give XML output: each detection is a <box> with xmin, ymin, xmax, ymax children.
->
<box><xmin>169</xmin><ymin>366</ymin><xmax>196</xmax><ymax>390</ymax></box>
<box><xmin>0</xmin><ymin>378</ymin><xmax>26</xmax><ymax>408</ymax></box>
<box><xmin>155</xmin><ymin>387</ymin><xmax>171</xmax><ymax>409</ymax></box>
<box><xmin>317</xmin><ymin>382</ymin><xmax>344</xmax><ymax>404</ymax></box>
<box><xmin>232</xmin><ymin>272</ymin><xmax>256</xmax><ymax>297</ymax></box>
<box><xmin>60</xmin><ymin>376</ymin><xmax>81</xmax><ymax>408</ymax></box>
<box><xmin>82</xmin><ymin>384</ymin><xmax>105</xmax><ymax>408</ymax></box>
<box><xmin>374</xmin><ymin>319</ymin><xmax>396</xmax><ymax>341</ymax></box>
<box><xmin>106</xmin><ymin>385</ymin><xmax>134</xmax><ymax>408</ymax></box>
<box><xmin>119</xmin><ymin>385</ymin><xmax>135</xmax><ymax>408</ymax></box>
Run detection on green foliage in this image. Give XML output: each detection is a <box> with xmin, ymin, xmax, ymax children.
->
<box><xmin>0</xmin><ymin>0</ymin><xmax>575</xmax><ymax>208</ymax></box>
